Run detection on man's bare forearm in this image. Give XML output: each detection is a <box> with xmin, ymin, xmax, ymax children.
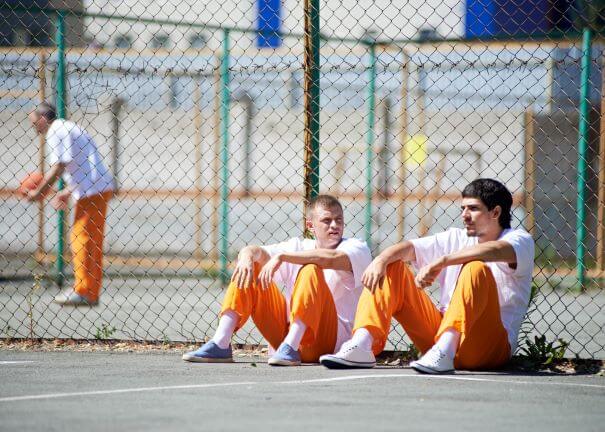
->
<box><xmin>277</xmin><ymin>249</ymin><xmax>352</xmax><ymax>272</ymax></box>
<box><xmin>373</xmin><ymin>241</ymin><xmax>416</xmax><ymax>266</ymax></box>
<box><xmin>36</xmin><ymin>163</ymin><xmax>64</xmax><ymax>196</ymax></box>
<box><xmin>440</xmin><ymin>241</ymin><xmax>516</xmax><ymax>267</ymax></box>
<box><xmin>238</xmin><ymin>245</ymin><xmax>270</xmax><ymax>265</ymax></box>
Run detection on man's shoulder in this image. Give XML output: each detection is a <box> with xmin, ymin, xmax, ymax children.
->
<box><xmin>424</xmin><ymin>227</ymin><xmax>467</xmax><ymax>241</ymax></box>
<box><xmin>499</xmin><ymin>228</ymin><xmax>535</xmax><ymax>246</ymax></box>
<box><xmin>339</xmin><ymin>237</ymin><xmax>370</xmax><ymax>250</ymax></box>
<box><xmin>48</xmin><ymin>119</ymin><xmax>78</xmax><ymax>135</ymax></box>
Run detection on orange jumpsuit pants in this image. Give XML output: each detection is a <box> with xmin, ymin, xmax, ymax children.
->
<box><xmin>220</xmin><ymin>263</ymin><xmax>338</xmax><ymax>363</ymax></box>
<box><xmin>353</xmin><ymin>260</ymin><xmax>511</xmax><ymax>370</ymax></box>
<box><xmin>71</xmin><ymin>191</ymin><xmax>112</xmax><ymax>302</ymax></box>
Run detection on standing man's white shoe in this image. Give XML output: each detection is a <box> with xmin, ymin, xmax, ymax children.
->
<box><xmin>319</xmin><ymin>341</ymin><xmax>376</xmax><ymax>369</ymax></box>
<box><xmin>410</xmin><ymin>345</ymin><xmax>455</xmax><ymax>374</ymax></box>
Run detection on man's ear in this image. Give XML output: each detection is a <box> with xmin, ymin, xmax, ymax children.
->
<box><xmin>492</xmin><ymin>205</ymin><xmax>502</xmax><ymax>221</ymax></box>
<box><xmin>305</xmin><ymin>218</ymin><xmax>314</xmax><ymax>234</ymax></box>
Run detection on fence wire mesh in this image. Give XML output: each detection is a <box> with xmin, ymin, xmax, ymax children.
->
<box><xmin>0</xmin><ymin>1</ymin><xmax>604</xmax><ymax>359</ymax></box>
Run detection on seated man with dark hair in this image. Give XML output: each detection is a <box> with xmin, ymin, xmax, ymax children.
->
<box><xmin>320</xmin><ymin>179</ymin><xmax>534</xmax><ymax>373</ymax></box>
<box><xmin>183</xmin><ymin>194</ymin><xmax>372</xmax><ymax>366</ymax></box>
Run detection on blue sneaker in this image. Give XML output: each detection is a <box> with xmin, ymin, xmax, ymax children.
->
<box><xmin>267</xmin><ymin>342</ymin><xmax>301</xmax><ymax>366</ymax></box>
<box><xmin>182</xmin><ymin>341</ymin><xmax>233</xmax><ymax>363</ymax></box>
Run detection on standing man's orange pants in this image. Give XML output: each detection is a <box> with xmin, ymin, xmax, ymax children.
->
<box><xmin>220</xmin><ymin>264</ymin><xmax>338</xmax><ymax>362</ymax></box>
<box><xmin>71</xmin><ymin>191</ymin><xmax>112</xmax><ymax>302</ymax></box>
<box><xmin>353</xmin><ymin>260</ymin><xmax>511</xmax><ymax>369</ymax></box>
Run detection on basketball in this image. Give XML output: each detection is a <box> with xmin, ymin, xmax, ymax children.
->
<box><xmin>17</xmin><ymin>172</ymin><xmax>45</xmax><ymax>198</ymax></box>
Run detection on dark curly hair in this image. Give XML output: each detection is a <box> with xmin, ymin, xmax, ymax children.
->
<box><xmin>462</xmin><ymin>179</ymin><xmax>512</xmax><ymax>229</ymax></box>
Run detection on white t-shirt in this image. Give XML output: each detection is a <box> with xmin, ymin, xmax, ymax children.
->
<box><xmin>47</xmin><ymin>119</ymin><xmax>114</xmax><ymax>200</ymax></box>
<box><xmin>262</xmin><ymin>237</ymin><xmax>372</xmax><ymax>351</ymax></box>
<box><xmin>410</xmin><ymin>228</ymin><xmax>535</xmax><ymax>352</ymax></box>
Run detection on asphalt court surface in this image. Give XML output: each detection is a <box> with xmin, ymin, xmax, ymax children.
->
<box><xmin>0</xmin><ymin>350</ymin><xmax>604</xmax><ymax>432</ymax></box>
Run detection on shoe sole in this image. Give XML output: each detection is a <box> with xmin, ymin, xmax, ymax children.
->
<box><xmin>182</xmin><ymin>355</ymin><xmax>234</xmax><ymax>363</ymax></box>
<box><xmin>320</xmin><ymin>356</ymin><xmax>376</xmax><ymax>369</ymax></box>
<box><xmin>410</xmin><ymin>363</ymin><xmax>454</xmax><ymax>374</ymax></box>
<box><xmin>267</xmin><ymin>358</ymin><xmax>301</xmax><ymax>366</ymax></box>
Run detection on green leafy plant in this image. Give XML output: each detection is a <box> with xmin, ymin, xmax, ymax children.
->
<box><xmin>406</xmin><ymin>343</ymin><xmax>420</xmax><ymax>361</ymax></box>
<box><xmin>517</xmin><ymin>335</ymin><xmax>569</xmax><ymax>370</ymax></box>
<box><xmin>2</xmin><ymin>324</ymin><xmax>15</xmax><ymax>341</ymax></box>
<box><xmin>161</xmin><ymin>333</ymin><xmax>170</xmax><ymax>346</ymax></box>
<box><xmin>517</xmin><ymin>282</ymin><xmax>540</xmax><ymax>345</ymax></box>
<box><xmin>95</xmin><ymin>323</ymin><xmax>116</xmax><ymax>340</ymax></box>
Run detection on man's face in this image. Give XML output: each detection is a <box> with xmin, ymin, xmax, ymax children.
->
<box><xmin>29</xmin><ymin>112</ymin><xmax>50</xmax><ymax>135</ymax></box>
<box><xmin>307</xmin><ymin>204</ymin><xmax>344</xmax><ymax>249</ymax></box>
<box><xmin>460</xmin><ymin>197</ymin><xmax>501</xmax><ymax>238</ymax></box>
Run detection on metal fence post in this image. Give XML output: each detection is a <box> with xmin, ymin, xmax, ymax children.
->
<box><xmin>219</xmin><ymin>29</ymin><xmax>231</xmax><ymax>286</ymax></box>
<box><xmin>55</xmin><ymin>10</ymin><xmax>67</xmax><ymax>288</ymax></box>
<box><xmin>397</xmin><ymin>49</ymin><xmax>409</xmax><ymax>242</ymax></box>
<box><xmin>365</xmin><ymin>41</ymin><xmax>377</xmax><ymax>248</ymax></box>
<box><xmin>37</xmin><ymin>52</ymin><xmax>47</xmax><ymax>257</ymax></box>
<box><xmin>303</xmin><ymin>0</ymin><xmax>321</xmax><ymax>232</ymax></box>
<box><xmin>576</xmin><ymin>28</ymin><xmax>592</xmax><ymax>289</ymax></box>
<box><xmin>598</xmin><ymin>54</ymin><xmax>605</xmax><ymax>273</ymax></box>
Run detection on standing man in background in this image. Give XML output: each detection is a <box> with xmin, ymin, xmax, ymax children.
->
<box><xmin>27</xmin><ymin>102</ymin><xmax>114</xmax><ymax>306</ymax></box>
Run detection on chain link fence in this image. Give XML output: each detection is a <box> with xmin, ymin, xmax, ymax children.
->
<box><xmin>0</xmin><ymin>1</ymin><xmax>604</xmax><ymax>358</ymax></box>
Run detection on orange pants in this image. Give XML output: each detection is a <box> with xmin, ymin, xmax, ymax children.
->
<box><xmin>353</xmin><ymin>260</ymin><xmax>511</xmax><ymax>370</ymax></box>
<box><xmin>221</xmin><ymin>263</ymin><xmax>338</xmax><ymax>362</ymax></box>
<box><xmin>71</xmin><ymin>191</ymin><xmax>112</xmax><ymax>301</ymax></box>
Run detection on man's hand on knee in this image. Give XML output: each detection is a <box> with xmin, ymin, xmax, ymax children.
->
<box><xmin>232</xmin><ymin>253</ymin><xmax>255</xmax><ymax>289</ymax></box>
<box><xmin>258</xmin><ymin>255</ymin><xmax>283</xmax><ymax>290</ymax></box>
<box><xmin>415</xmin><ymin>257</ymin><xmax>446</xmax><ymax>289</ymax></box>
<box><xmin>362</xmin><ymin>258</ymin><xmax>387</xmax><ymax>293</ymax></box>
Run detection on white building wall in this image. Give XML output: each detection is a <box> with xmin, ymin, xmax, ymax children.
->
<box><xmin>83</xmin><ymin>0</ymin><xmax>465</xmax><ymax>51</ymax></box>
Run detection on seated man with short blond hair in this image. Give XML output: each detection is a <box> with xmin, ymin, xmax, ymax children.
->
<box><xmin>183</xmin><ymin>194</ymin><xmax>372</xmax><ymax>366</ymax></box>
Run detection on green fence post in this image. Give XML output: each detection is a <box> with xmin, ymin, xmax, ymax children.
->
<box><xmin>303</xmin><ymin>0</ymin><xmax>321</xmax><ymax>232</ymax></box>
<box><xmin>219</xmin><ymin>29</ymin><xmax>231</xmax><ymax>286</ymax></box>
<box><xmin>365</xmin><ymin>41</ymin><xmax>377</xmax><ymax>248</ymax></box>
<box><xmin>55</xmin><ymin>10</ymin><xmax>66</xmax><ymax>288</ymax></box>
<box><xmin>576</xmin><ymin>27</ymin><xmax>592</xmax><ymax>289</ymax></box>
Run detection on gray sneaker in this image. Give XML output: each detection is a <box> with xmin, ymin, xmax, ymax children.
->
<box><xmin>54</xmin><ymin>290</ymin><xmax>98</xmax><ymax>306</ymax></box>
<box><xmin>267</xmin><ymin>342</ymin><xmax>302</xmax><ymax>366</ymax></box>
<box><xmin>182</xmin><ymin>341</ymin><xmax>234</xmax><ymax>363</ymax></box>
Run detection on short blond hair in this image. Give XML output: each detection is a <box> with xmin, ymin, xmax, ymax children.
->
<box><xmin>307</xmin><ymin>194</ymin><xmax>343</xmax><ymax>217</ymax></box>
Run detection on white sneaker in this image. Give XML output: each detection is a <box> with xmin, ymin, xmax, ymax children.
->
<box><xmin>319</xmin><ymin>340</ymin><xmax>376</xmax><ymax>369</ymax></box>
<box><xmin>410</xmin><ymin>345</ymin><xmax>455</xmax><ymax>374</ymax></box>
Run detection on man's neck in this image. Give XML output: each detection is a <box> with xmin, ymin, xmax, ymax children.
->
<box><xmin>477</xmin><ymin>226</ymin><xmax>505</xmax><ymax>243</ymax></box>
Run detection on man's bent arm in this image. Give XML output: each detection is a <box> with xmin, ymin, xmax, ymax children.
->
<box><xmin>276</xmin><ymin>249</ymin><xmax>352</xmax><ymax>272</ymax></box>
<box><xmin>238</xmin><ymin>245</ymin><xmax>271</xmax><ymax>266</ymax></box>
<box><xmin>373</xmin><ymin>241</ymin><xmax>416</xmax><ymax>267</ymax></box>
<box><xmin>361</xmin><ymin>241</ymin><xmax>415</xmax><ymax>292</ymax></box>
<box><xmin>28</xmin><ymin>162</ymin><xmax>65</xmax><ymax>201</ymax></box>
<box><xmin>415</xmin><ymin>240</ymin><xmax>517</xmax><ymax>289</ymax></box>
<box><xmin>440</xmin><ymin>240</ymin><xmax>516</xmax><ymax>267</ymax></box>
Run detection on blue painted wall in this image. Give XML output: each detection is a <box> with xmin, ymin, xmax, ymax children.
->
<box><xmin>256</xmin><ymin>0</ymin><xmax>282</xmax><ymax>48</ymax></box>
<box><xmin>466</xmin><ymin>0</ymin><xmax>557</xmax><ymax>37</ymax></box>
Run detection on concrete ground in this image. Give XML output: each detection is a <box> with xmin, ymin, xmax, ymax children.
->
<box><xmin>0</xmin><ymin>350</ymin><xmax>604</xmax><ymax>432</ymax></box>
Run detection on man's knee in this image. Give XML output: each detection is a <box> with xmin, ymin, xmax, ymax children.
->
<box><xmin>297</xmin><ymin>263</ymin><xmax>322</xmax><ymax>280</ymax></box>
<box><xmin>460</xmin><ymin>260</ymin><xmax>490</xmax><ymax>277</ymax></box>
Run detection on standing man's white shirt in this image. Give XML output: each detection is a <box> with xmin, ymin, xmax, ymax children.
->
<box><xmin>263</xmin><ymin>237</ymin><xmax>372</xmax><ymax>351</ymax></box>
<box><xmin>46</xmin><ymin>119</ymin><xmax>114</xmax><ymax>200</ymax></box>
<box><xmin>410</xmin><ymin>228</ymin><xmax>535</xmax><ymax>351</ymax></box>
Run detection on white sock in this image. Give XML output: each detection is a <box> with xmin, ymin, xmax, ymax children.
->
<box><xmin>283</xmin><ymin>319</ymin><xmax>307</xmax><ymax>351</ymax></box>
<box><xmin>350</xmin><ymin>327</ymin><xmax>373</xmax><ymax>352</ymax></box>
<box><xmin>211</xmin><ymin>310</ymin><xmax>238</xmax><ymax>349</ymax></box>
<box><xmin>435</xmin><ymin>328</ymin><xmax>460</xmax><ymax>359</ymax></box>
